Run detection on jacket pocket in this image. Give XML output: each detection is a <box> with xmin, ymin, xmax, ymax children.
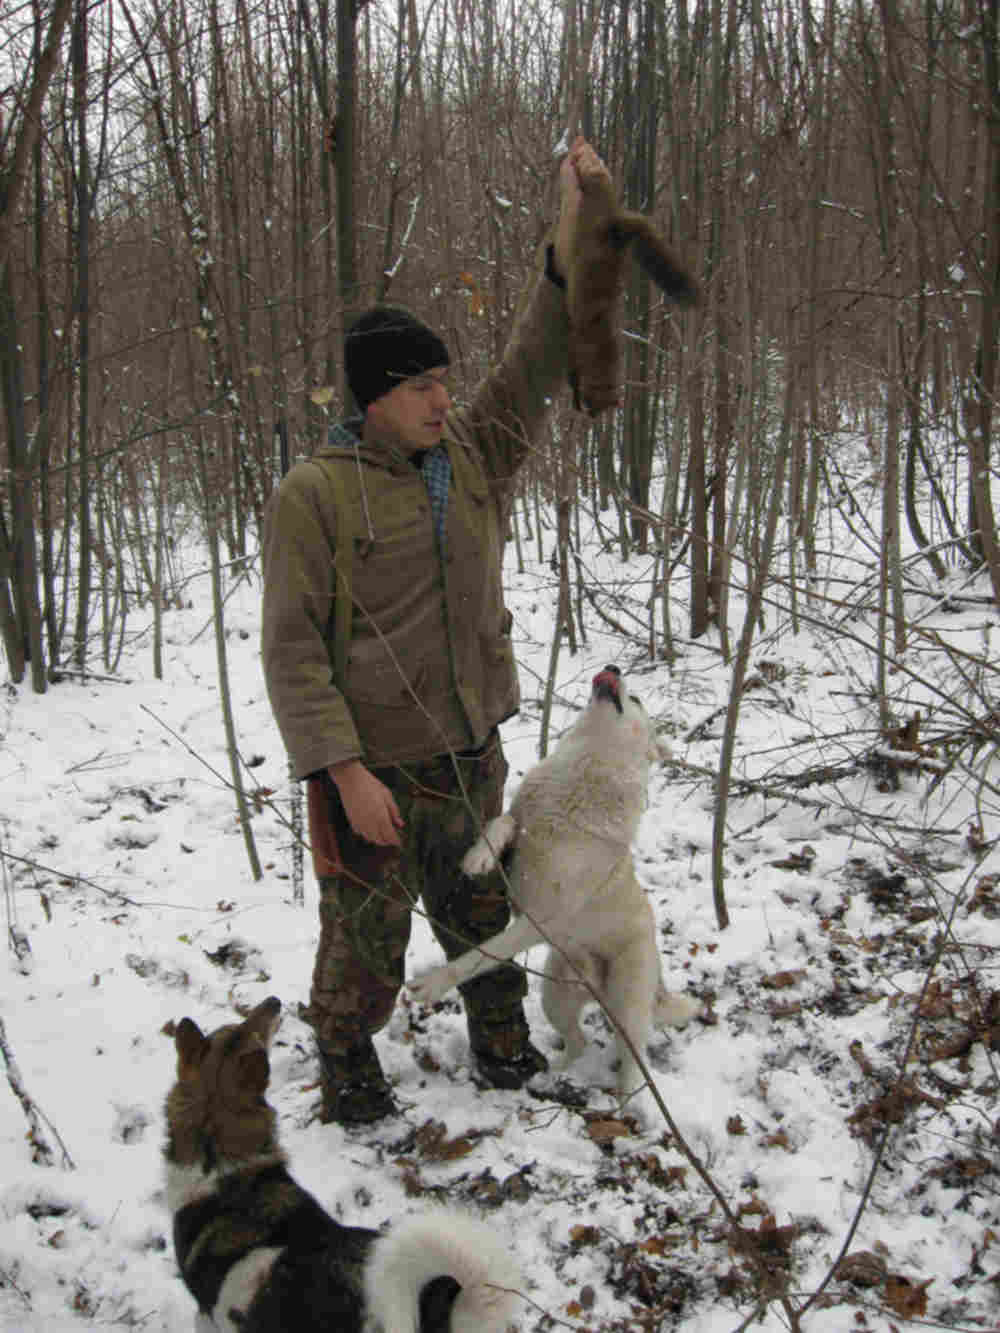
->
<box><xmin>345</xmin><ymin>642</ymin><xmax>426</xmax><ymax>708</ymax></box>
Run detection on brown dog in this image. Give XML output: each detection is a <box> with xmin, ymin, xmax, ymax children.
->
<box><xmin>164</xmin><ymin>997</ymin><xmax>521</xmax><ymax>1333</ymax></box>
<box><xmin>566</xmin><ymin>163</ymin><xmax>698</xmax><ymax>416</ymax></box>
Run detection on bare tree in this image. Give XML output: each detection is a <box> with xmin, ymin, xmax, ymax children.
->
<box><xmin>0</xmin><ymin>0</ymin><xmax>73</xmax><ymax>689</ymax></box>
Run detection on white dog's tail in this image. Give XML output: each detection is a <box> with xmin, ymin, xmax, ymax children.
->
<box><xmin>364</xmin><ymin>1209</ymin><xmax>521</xmax><ymax>1333</ymax></box>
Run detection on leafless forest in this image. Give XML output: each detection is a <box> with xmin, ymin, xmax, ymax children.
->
<box><xmin>4</xmin><ymin>5</ymin><xmax>1000</xmax><ymax>1328</ymax></box>
<box><xmin>2</xmin><ymin>0</ymin><xmax>999</xmax><ymax>713</ymax></box>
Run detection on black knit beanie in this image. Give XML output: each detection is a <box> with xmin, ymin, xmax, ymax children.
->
<box><xmin>344</xmin><ymin>306</ymin><xmax>450</xmax><ymax>412</ymax></box>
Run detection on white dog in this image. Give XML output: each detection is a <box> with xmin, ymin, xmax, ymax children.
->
<box><xmin>409</xmin><ymin>665</ymin><xmax>701</xmax><ymax>1122</ymax></box>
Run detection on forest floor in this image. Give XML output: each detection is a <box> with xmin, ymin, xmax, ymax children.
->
<box><xmin>2</xmin><ymin>462</ymin><xmax>999</xmax><ymax>1332</ymax></box>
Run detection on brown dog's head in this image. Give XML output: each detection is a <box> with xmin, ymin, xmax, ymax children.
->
<box><xmin>165</xmin><ymin>995</ymin><xmax>282</xmax><ymax>1170</ymax></box>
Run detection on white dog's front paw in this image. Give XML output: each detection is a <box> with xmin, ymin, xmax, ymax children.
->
<box><xmin>461</xmin><ymin>814</ymin><xmax>516</xmax><ymax>877</ymax></box>
<box><xmin>408</xmin><ymin>966</ymin><xmax>454</xmax><ymax>1008</ymax></box>
<box><xmin>461</xmin><ymin>839</ymin><xmax>498</xmax><ymax>877</ymax></box>
<box><xmin>657</xmin><ymin>992</ymin><xmax>703</xmax><ymax>1029</ymax></box>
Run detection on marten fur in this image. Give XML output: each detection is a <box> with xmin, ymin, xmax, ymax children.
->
<box><xmin>566</xmin><ymin>170</ymin><xmax>698</xmax><ymax>417</ymax></box>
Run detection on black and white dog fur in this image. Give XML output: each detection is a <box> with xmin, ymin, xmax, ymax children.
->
<box><xmin>164</xmin><ymin>996</ymin><xmax>520</xmax><ymax>1332</ymax></box>
<box><xmin>409</xmin><ymin>666</ymin><xmax>701</xmax><ymax>1125</ymax></box>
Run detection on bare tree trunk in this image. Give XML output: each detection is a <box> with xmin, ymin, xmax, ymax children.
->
<box><xmin>31</xmin><ymin>8</ymin><xmax>59</xmax><ymax>677</ymax></box>
<box><xmin>0</xmin><ymin>0</ymin><xmax>73</xmax><ymax>271</ymax></box>
<box><xmin>538</xmin><ymin>489</ymin><xmax>575</xmax><ymax>763</ymax></box>
<box><xmin>336</xmin><ymin>0</ymin><xmax>361</xmax><ymax>349</ymax></box>
<box><xmin>0</xmin><ymin>260</ymin><xmax>45</xmax><ymax>689</ymax></box>
<box><xmin>622</xmin><ymin>0</ymin><xmax>658</xmax><ymax>552</ymax></box>
<box><xmin>197</xmin><ymin>428</ymin><xmax>262</xmax><ymax>882</ymax></box>
<box><xmin>376</xmin><ymin>0</ymin><xmax>409</xmax><ymax>303</ymax></box>
<box><xmin>712</xmin><ymin>342</ymin><xmax>794</xmax><ymax>930</ymax></box>
<box><xmin>798</xmin><ymin>0</ymin><xmax>835</xmax><ymax>587</ymax></box>
<box><xmin>122</xmin><ymin>0</ymin><xmax>261</xmax><ymax>880</ymax></box>
<box><xmin>707</xmin><ymin>0</ymin><xmax>736</xmax><ymax>652</ymax></box>
<box><xmin>153</xmin><ymin>446</ymin><xmax>166</xmax><ymax>682</ymax></box>
<box><xmin>873</xmin><ymin>0</ymin><xmax>907</xmax><ymax>725</ymax></box>
<box><xmin>688</xmin><ymin>361</ymin><xmax>710</xmax><ymax>637</ymax></box>
<box><xmin>71</xmin><ymin>0</ymin><xmax>92</xmax><ymax>674</ymax></box>
<box><xmin>968</xmin><ymin>0</ymin><xmax>1000</xmax><ymax>602</ymax></box>
<box><xmin>878</xmin><ymin>311</ymin><xmax>905</xmax><ymax>733</ymax></box>
<box><xmin>897</xmin><ymin>0</ymin><xmax>947</xmax><ymax>582</ymax></box>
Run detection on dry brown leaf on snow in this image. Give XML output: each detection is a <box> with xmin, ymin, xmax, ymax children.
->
<box><xmin>970</xmin><ymin>873</ymin><xmax>1000</xmax><ymax>914</ymax></box>
<box><xmin>929</xmin><ymin>1154</ymin><xmax>992</xmax><ymax>1183</ymax></box>
<box><xmin>570</xmin><ymin>1224</ymin><xmax>602</xmax><ymax>1249</ymax></box>
<box><xmin>884</xmin><ymin>1273</ymin><xmax>933</xmax><ymax>1318</ymax></box>
<box><xmin>761</xmin><ymin>969</ymin><xmax>807</xmax><ymax>990</ymax></box>
<box><xmin>836</xmin><ymin>1250</ymin><xmax>888</xmax><ymax>1288</ymax></box>
<box><xmin>769</xmin><ymin>847</ymin><xmax>816</xmax><ymax>872</ymax></box>
<box><xmin>402</xmin><ymin>1117</ymin><xmax>497</xmax><ymax>1162</ymax></box>
<box><xmin>849</xmin><ymin>1039</ymin><xmax>877</xmax><ymax>1075</ymax></box>
<box><xmin>399</xmin><ymin>1166</ymin><xmax>424</xmax><ymax>1197</ymax></box>
<box><xmin>640</xmin><ymin>1234</ymin><xmax>683</xmax><ymax>1255</ymax></box>
<box><xmin>586</xmin><ymin>1117</ymin><xmax>632</xmax><ymax>1143</ymax></box>
<box><xmin>737</xmin><ymin>1194</ymin><xmax>773</xmax><ymax>1218</ymax></box>
<box><xmin>618</xmin><ymin>1152</ymin><xmax>687</xmax><ymax>1190</ymax></box>
<box><xmin>760</xmin><ymin>1128</ymin><xmax>794</xmax><ymax>1151</ymax></box>
<box><xmin>848</xmin><ymin>1078</ymin><xmax>945</xmax><ymax>1142</ymax></box>
<box><xmin>917</xmin><ymin>978</ymin><xmax>955</xmax><ymax>1018</ymax></box>
<box><xmin>728</xmin><ymin>1218</ymin><xmax>799</xmax><ymax>1264</ymax></box>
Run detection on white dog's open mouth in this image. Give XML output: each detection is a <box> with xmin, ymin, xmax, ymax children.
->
<box><xmin>592</xmin><ymin>664</ymin><xmax>624</xmax><ymax>714</ymax></box>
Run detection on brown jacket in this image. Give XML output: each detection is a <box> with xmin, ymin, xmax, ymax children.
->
<box><xmin>261</xmin><ymin>273</ymin><xmax>569</xmax><ymax>778</ymax></box>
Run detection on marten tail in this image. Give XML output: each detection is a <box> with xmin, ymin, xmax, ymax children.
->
<box><xmin>612</xmin><ymin>213</ymin><xmax>700</xmax><ymax>306</ymax></box>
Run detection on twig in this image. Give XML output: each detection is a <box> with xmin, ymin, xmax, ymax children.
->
<box><xmin>0</xmin><ymin>849</ymin><xmax>139</xmax><ymax>906</ymax></box>
<box><xmin>49</xmin><ymin>669</ymin><xmax>134</xmax><ymax>684</ymax></box>
<box><xmin>0</xmin><ymin>1016</ymin><xmax>75</xmax><ymax>1168</ymax></box>
<box><xmin>0</xmin><ymin>1261</ymin><xmax>32</xmax><ymax>1308</ymax></box>
<box><xmin>570</xmin><ymin>545</ymin><xmax>645</xmax><ymax>642</ymax></box>
<box><xmin>64</xmin><ymin>748</ymin><xmax>135</xmax><ymax>774</ymax></box>
<box><xmin>667</xmin><ymin>755</ymin><xmax>964</xmax><ymax>836</ymax></box>
<box><xmin>1</xmin><ymin>824</ymin><xmax>31</xmax><ymax>973</ymax></box>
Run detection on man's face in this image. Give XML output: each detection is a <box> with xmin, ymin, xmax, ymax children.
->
<box><xmin>366</xmin><ymin>366</ymin><xmax>451</xmax><ymax>453</ymax></box>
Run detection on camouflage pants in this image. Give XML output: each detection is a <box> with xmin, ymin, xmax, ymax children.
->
<box><xmin>306</xmin><ymin>731</ymin><xmax>527</xmax><ymax>1053</ymax></box>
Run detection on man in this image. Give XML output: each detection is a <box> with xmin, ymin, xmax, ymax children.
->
<box><xmin>262</xmin><ymin>138</ymin><xmax>611</xmax><ymax>1124</ymax></box>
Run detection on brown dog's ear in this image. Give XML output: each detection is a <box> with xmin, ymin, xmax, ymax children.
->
<box><xmin>175</xmin><ymin>1017</ymin><xmax>208</xmax><ymax>1077</ymax></box>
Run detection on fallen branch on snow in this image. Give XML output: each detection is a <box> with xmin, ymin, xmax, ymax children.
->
<box><xmin>0</xmin><ymin>1016</ymin><xmax>75</xmax><ymax>1169</ymax></box>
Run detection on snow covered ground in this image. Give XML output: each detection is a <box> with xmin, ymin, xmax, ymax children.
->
<box><xmin>2</xmin><ymin>469</ymin><xmax>999</xmax><ymax>1331</ymax></box>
